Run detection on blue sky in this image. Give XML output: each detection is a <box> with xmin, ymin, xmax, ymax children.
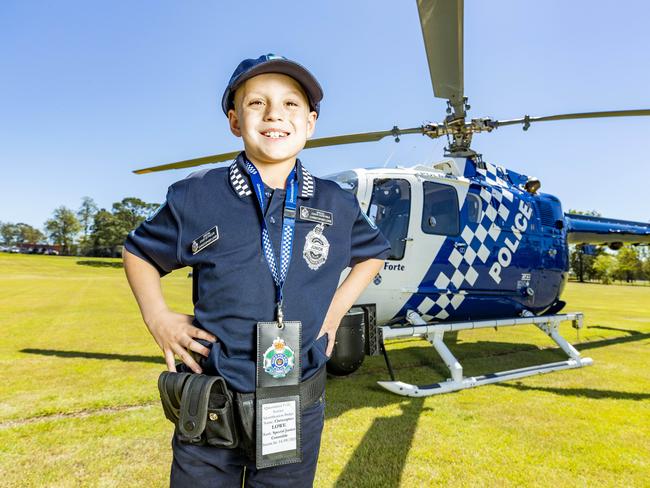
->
<box><xmin>1</xmin><ymin>0</ymin><xmax>649</xmax><ymax>230</ymax></box>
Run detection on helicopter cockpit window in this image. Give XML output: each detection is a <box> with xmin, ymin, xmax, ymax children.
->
<box><xmin>466</xmin><ymin>193</ymin><xmax>482</xmax><ymax>223</ymax></box>
<box><xmin>421</xmin><ymin>181</ymin><xmax>459</xmax><ymax>235</ymax></box>
<box><xmin>368</xmin><ymin>179</ymin><xmax>411</xmax><ymax>260</ymax></box>
<box><xmin>322</xmin><ymin>170</ymin><xmax>358</xmax><ymax>196</ymax></box>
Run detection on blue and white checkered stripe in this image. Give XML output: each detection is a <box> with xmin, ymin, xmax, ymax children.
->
<box><xmin>279</xmin><ymin>223</ymin><xmax>295</xmax><ymax>283</ymax></box>
<box><xmin>229</xmin><ymin>162</ymin><xmax>253</xmax><ymax>197</ymax></box>
<box><xmin>476</xmin><ymin>162</ymin><xmax>509</xmax><ymax>188</ymax></box>
<box><xmin>419</xmin><ymin>184</ymin><xmax>515</xmax><ymax>320</ymax></box>
<box><xmin>244</xmin><ymin>159</ymin><xmax>298</xmax><ymax>304</ymax></box>
<box><xmin>261</xmin><ymin>227</ymin><xmax>280</xmax><ymax>285</ymax></box>
<box><xmin>299</xmin><ymin>165</ymin><xmax>315</xmax><ymax>198</ymax></box>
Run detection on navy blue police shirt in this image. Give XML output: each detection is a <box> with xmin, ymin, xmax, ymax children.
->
<box><xmin>124</xmin><ymin>152</ymin><xmax>390</xmax><ymax>393</ymax></box>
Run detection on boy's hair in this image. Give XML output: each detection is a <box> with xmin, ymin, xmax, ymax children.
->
<box><xmin>221</xmin><ymin>54</ymin><xmax>323</xmax><ymax>116</ymax></box>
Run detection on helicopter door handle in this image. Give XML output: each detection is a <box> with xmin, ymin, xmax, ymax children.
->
<box><xmin>400</xmin><ymin>237</ymin><xmax>414</xmax><ymax>242</ymax></box>
<box><xmin>454</xmin><ymin>242</ymin><xmax>467</xmax><ymax>249</ymax></box>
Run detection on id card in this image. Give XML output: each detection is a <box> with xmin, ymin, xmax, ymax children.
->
<box><xmin>256</xmin><ymin>394</ymin><xmax>301</xmax><ymax>467</ymax></box>
<box><xmin>256</xmin><ymin>320</ymin><xmax>302</xmax><ymax>468</ymax></box>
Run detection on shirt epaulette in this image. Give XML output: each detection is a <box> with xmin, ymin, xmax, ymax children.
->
<box><xmin>228</xmin><ymin>152</ymin><xmax>315</xmax><ymax>199</ymax></box>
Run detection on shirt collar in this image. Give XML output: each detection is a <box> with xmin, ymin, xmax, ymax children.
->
<box><xmin>228</xmin><ymin>152</ymin><xmax>315</xmax><ymax>199</ymax></box>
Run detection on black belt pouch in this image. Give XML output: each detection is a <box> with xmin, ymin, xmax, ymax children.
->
<box><xmin>158</xmin><ymin>371</ymin><xmax>239</xmax><ymax>449</ymax></box>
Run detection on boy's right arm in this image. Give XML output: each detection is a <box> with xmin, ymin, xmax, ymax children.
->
<box><xmin>122</xmin><ymin>247</ymin><xmax>216</xmax><ymax>374</ymax></box>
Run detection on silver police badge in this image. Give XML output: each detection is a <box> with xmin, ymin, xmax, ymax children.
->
<box><xmin>303</xmin><ymin>223</ymin><xmax>329</xmax><ymax>270</ymax></box>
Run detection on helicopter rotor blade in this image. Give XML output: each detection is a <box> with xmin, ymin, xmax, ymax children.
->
<box><xmin>132</xmin><ymin>126</ymin><xmax>428</xmax><ymax>174</ymax></box>
<box><xmin>494</xmin><ymin>109</ymin><xmax>650</xmax><ymax>130</ymax></box>
<box><xmin>416</xmin><ymin>0</ymin><xmax>464</xmax><ymax>107</ymax></box>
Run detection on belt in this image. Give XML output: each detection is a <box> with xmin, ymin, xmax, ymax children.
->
<box><xmin>300</xmin><ymin>365</ymin><xmax>327</xmax><ymax>408</ymax></box>
<box><xmin>158</xmin><ymin>364</ymin><xmax>327</xmax><ymax>453</ymax></box>
<box><xmin>174</xmin><ymin>360</ymin><xmax>326</xmax><ymax>409</ymax></box>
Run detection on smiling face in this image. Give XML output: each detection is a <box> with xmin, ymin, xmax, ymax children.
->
<box><xmin>227</xmin><ymin>73</ymin><xmax>317</xmax><ymax>168</ymax></box>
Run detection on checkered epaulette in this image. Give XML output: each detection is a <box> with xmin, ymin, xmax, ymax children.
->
<box><xmin>229</xmin><ymin>161</ymin><xmax>253</xmax><ymax>197</ymax></box>
<box><xmin>299</xmin><ymin>165</ymin><xmax>315</xmax><ymax>198</ymax></box>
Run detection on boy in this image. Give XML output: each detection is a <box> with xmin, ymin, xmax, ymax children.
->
<box><xmin>123</xmin><ymin>54</ymin><xmax>390</xmax><ymax>487</ymax></box>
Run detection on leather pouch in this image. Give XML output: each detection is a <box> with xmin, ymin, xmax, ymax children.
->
<box><xmin>170</xmin><ymin>373</ymin><xmax>238</xmax><ymax>448</ymax></box>
<box><xmin>158</xmin><ymin>371</ymin><xmax>193</xmax><ymax>424</ymax></box>
<box><xmin>234</xmin><ymin>392</ymin><xmax>256</xmax><ymax>460</ymax></box>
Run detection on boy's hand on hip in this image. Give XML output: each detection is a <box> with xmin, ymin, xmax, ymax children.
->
<box><xmin>317</xmin><ymin>320</ymin><xmax>340</xmax><ymax>358</ymax></box>
<box><xmin>146</xmin><ymin>309</ymin><xmax>217</xmax><ymax>374</ymax></box>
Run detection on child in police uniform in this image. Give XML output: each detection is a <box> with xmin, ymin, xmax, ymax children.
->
<box><xmin>123</xmin><ymin>54</ymin><xmax>390</xmax><ymax>487</ymax></box>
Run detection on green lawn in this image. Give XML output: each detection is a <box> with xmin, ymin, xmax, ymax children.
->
<box><xmin>0</xmin><ymin>254</ymin><xmax>648</xmax><ymax>487</ymax></box>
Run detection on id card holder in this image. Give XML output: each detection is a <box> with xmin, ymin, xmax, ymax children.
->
<box><xmin>256</xmin><ymin>320</ymin><xmax>302</xmax><ymax>469</ymax></box>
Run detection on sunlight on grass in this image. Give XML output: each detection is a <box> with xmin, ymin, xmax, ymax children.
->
<box><xmin>0</xmin><ymin>254</ymin><xmax>648</xmax><ymax>487</ymax></box>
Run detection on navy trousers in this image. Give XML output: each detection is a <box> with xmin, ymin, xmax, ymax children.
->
<box><xmin>170</xmin><ymin>397</ymin><xmax>325</xmax><ymax>487</ymax></box>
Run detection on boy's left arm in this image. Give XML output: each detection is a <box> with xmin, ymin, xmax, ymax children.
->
<box><xmin>317</xmin><ymin>258</ymin><xmax>385</xmax><ymax>356</ymax></box>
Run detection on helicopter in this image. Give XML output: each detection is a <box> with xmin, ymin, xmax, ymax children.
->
<box><xmin>133</xmin><ymin>0</ymin><xmax>650</xmax><ymax>397</ymax></box>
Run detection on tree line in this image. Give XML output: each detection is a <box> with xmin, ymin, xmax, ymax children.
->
<box><xmin>566</xmin><ymin>209</ymin><xmax>650</xmax><ymax>284</ymax></box>
<box><xmin>2</xmin><ymin>202</ymin><xmax>649</xmax><ymax>282</ymax></box>
<box><xmin>0</xmin><ymin>196</ymin><xmax>159</xmax><ymax>257</ymax></box>
<box><xmin>570</xmin><ymin>244</ymin><xmax>650</xmax><ymax>284</ymax></box>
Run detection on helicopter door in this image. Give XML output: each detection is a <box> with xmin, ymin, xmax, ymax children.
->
<box><xmin>367</xmin><ymin>178</ymin><xmax>411</xmax><ymax>260</ymax></box>
<box><xmin>464</xmin><ymin>184</ymin><xmax>538</xmax><ymax>294</ymax></box>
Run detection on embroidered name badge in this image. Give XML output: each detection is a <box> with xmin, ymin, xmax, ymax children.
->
<box><xmin>299</xmin><ymin>206</ymin><xmax>333</xmax><ymax>226</ymax></box>
<box><xmin>191</xmin><ymin>225</ymin><xmax>219</xmax><ymax>254</ymax></box>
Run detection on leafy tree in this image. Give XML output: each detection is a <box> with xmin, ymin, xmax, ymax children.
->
<box><xmin>643</xmin><ymin>257</ymin><xmax>650</xmax><ymax>281</ymax></box>
<box><xmin>567</xmin><ymin>210</ymin><xmax>603</xmax><ymax>282</ymax></box>
<box><xmin>90</xmin><ymin>209</ymin><xmax>121</xmax><ymax>256</ymax></box>
<box><xmin>1</xmin><ymin>222</ymin><xmax>19</xmax><ymax>246</ymax></box>
<box><xmin>566</xmin><ymin>209</ymin><xmax>602</xmax><ymax>217</ymax></box>
<box><xmin>89</xmin><ymin>198</ymin><xmax>158</xmax><ymax>256</ymax></box>
<box><xmin>569</xmin><ymin>244</ymin><xmax>603</xmax><ymax>282</ymax></box>
<box><xmin>614</xmin><ymin>246</ymin><xmax>642</xmax><ymax>283</ymax></box>
<box><xmin>593</xmin><ymin>254</ymin><xmax>616</xmax><ymax>284</ymax></box>
<box><xmin>77</xmin><ymin>197</ymin><xmax>98</xmax><ymax>255</ymax></box>
<box><xmin>111</xmin><ymin>198</ymin><xmax>159</xmax><ymax>236</ymax></box>
<box><xmin>16</xmin><ymin>223</ymin><xmax>46</xmax><ymax>244</ymax></box>
<box><xmin>44</xmin><ymin>207</ymin><xmax>81</xmax><ymax>255</ymax></box>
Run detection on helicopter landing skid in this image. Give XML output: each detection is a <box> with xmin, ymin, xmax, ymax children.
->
<box><xmin>377</xmin><ymin>312</ymin><xmax>593</xmax><ymax>397</ymax></box>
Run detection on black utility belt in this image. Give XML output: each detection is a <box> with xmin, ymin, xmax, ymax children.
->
<box><xmin>157</xmin><ymin>365</ymin><xmax>325</xmax><ymax>458</ymax></box>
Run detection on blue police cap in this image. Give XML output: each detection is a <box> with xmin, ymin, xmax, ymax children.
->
<box><xmin>221</xmin><ymin>54</ymin><xmax>323</xmax><ymax>116</ymax></box>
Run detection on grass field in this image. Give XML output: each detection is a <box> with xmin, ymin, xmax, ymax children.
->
<box><xmin>0</xmin><ymin>253</ymin><xmax>648</xmax><ymax>487</ymax></box>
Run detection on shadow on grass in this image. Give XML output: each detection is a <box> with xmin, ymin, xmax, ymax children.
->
<box><xmin>576</xmin><ymin>328</ymin><xmax>650</xmax><ymax>352</ymax></box>
<box><xmin>20</xmin><ymin>348</ymin><xmax>163</xmax><ymax>364</ymax></box>
<box><xmin>19</xmin><ymin>326</ymin><xmax>650</xmax><ymax>486</ymax></box>
<box><xmin>588</xmin><ymin>325</ymin><xmax>643</xmax><ymax>335</ymax></box>
<box><xmin>76</xmin><ymin>260</ymin><xmax>123</xmax><ymax>268</ymax></box>
<box><xmin>496</xmin><ymin>382</ymin><xmax>650</xmax><ymax>401</ymax></box>
<box><xmin>333</xmin><ymin>397</ymin><xmax>424</xmax><ymax>488</ymax></box>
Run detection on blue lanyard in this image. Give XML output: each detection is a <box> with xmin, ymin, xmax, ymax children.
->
<box><xmin>245</xmin><ymin>159</ymin><xmax>298</xmax><ymax>321</ymax></box>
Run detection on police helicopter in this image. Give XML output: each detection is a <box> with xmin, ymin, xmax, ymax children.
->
<box><xmin>133</xmin><ymin>0</ymin><xmax>650</xmax><ymax>397</ymax></box>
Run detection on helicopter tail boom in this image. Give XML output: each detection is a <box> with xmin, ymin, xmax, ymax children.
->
<box><xmin>565</xmin><ymin>213</ymin><xmax>650</xmax><ymax>246</ymax></box>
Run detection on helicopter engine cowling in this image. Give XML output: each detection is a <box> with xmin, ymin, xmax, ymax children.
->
<box><xmin>326</xmin><ymin>307</ymin><xmax>366</xmax><ymax>376</ymax></box>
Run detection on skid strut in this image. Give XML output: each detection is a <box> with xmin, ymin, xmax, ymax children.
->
<box><xmin>377</xmin><ymin>312</ymin><xmax>593</xmax><ymax>397</ymax></box>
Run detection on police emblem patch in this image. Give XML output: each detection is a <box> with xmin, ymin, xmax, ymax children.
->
<box><xmin>303</xmin><ymin>223</ymin><xmax>329</xmax><ymax>270</ymax></box>
<box><xmin>263</xmin><ymin>337</ymin><xmax>295</xmax><ymax>378</ymax></box>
